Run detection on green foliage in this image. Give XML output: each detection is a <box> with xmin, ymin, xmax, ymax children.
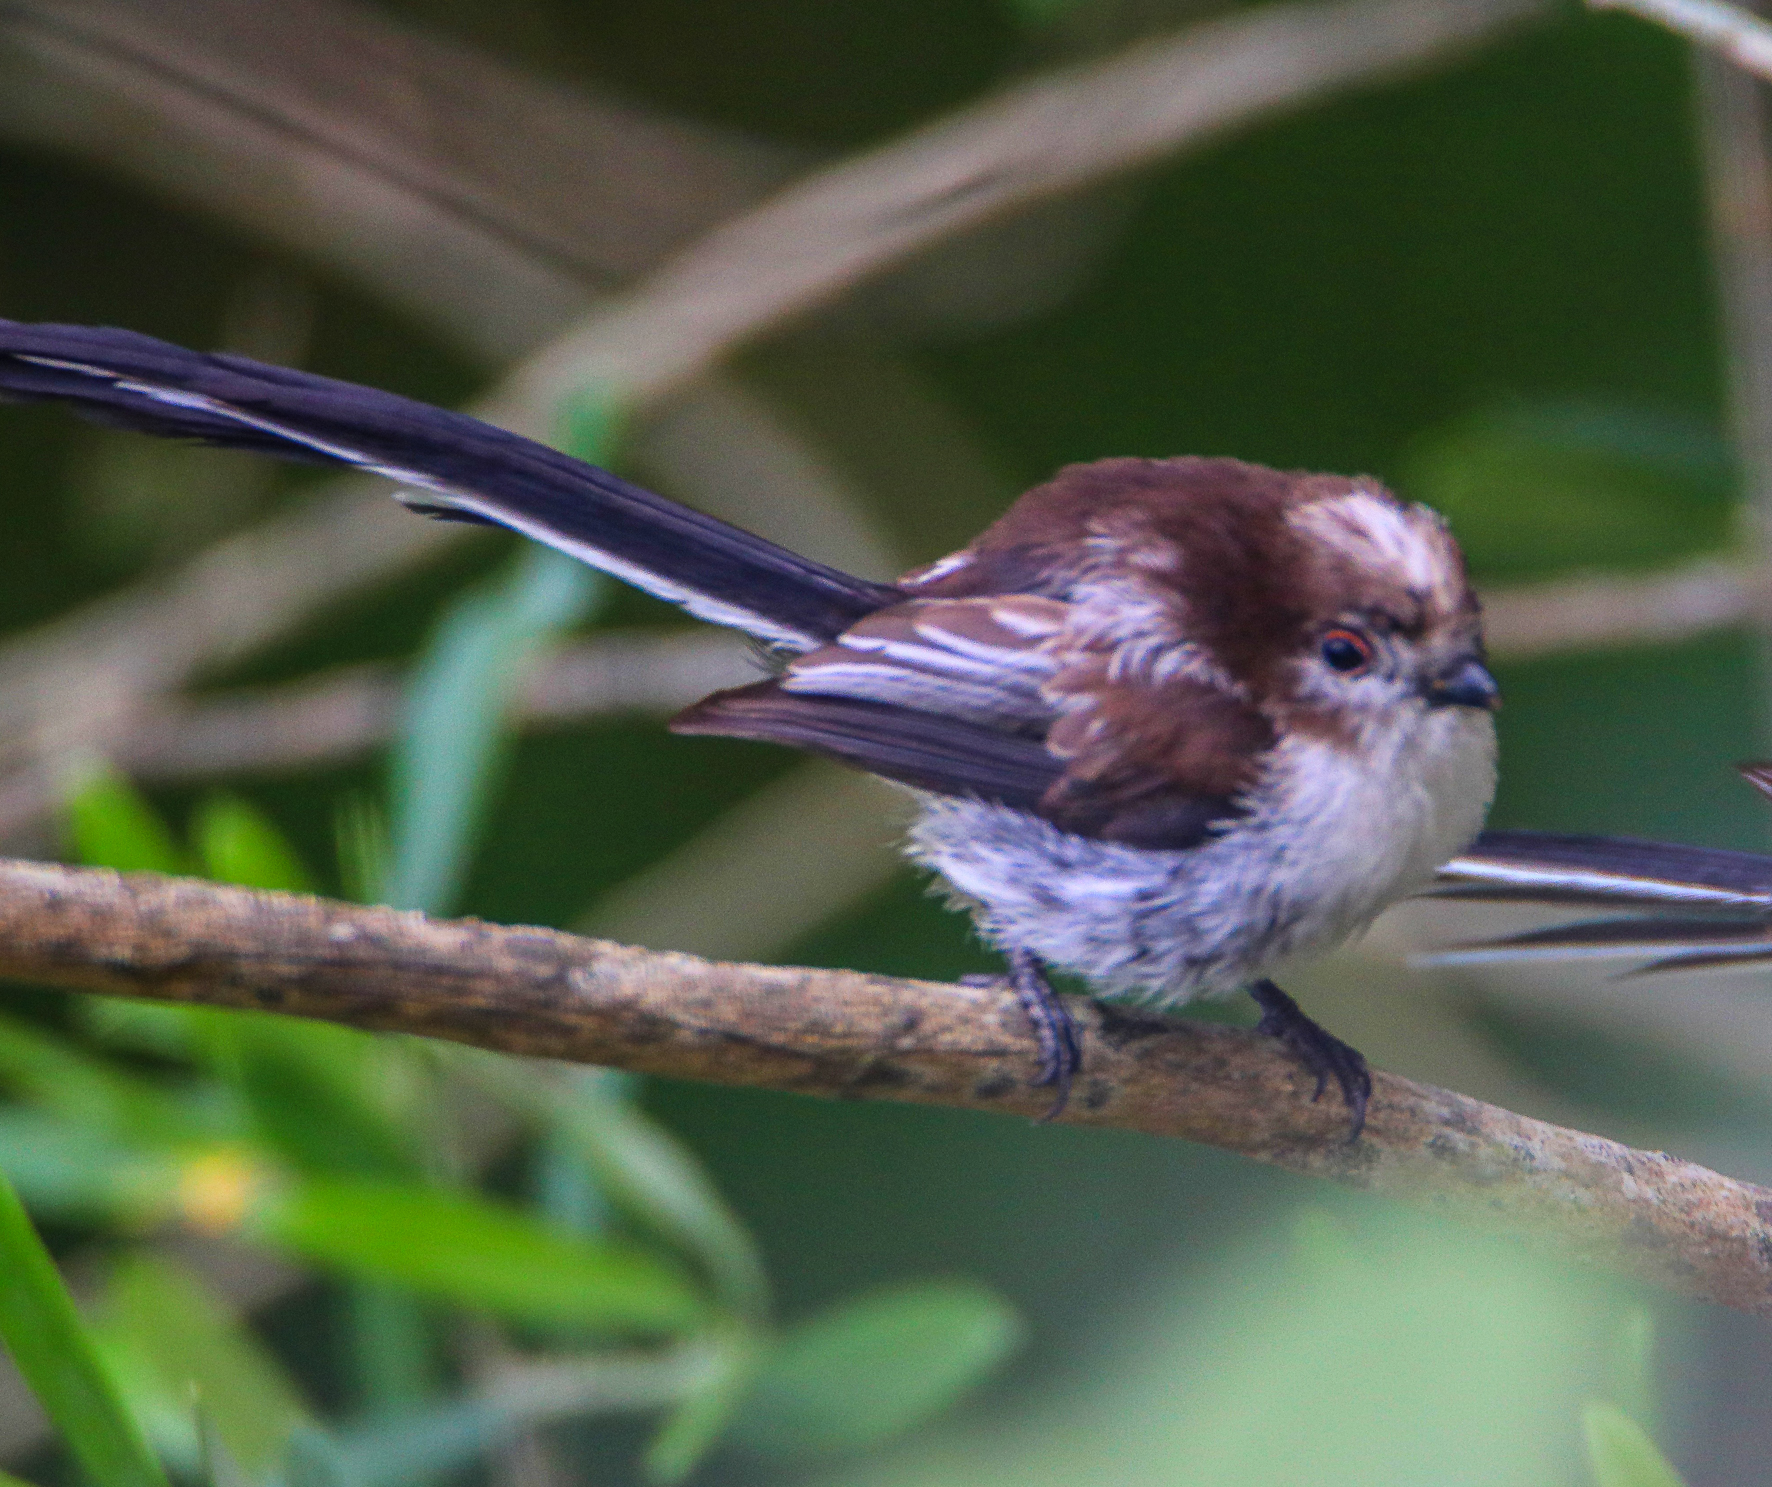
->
<box><xmin>1402</xmin><ymin>401</ymin><xmax>1735</xmax><ymax>582</ymax></box>
<box><xmin>383</xmin><ymin>544</ymin><xmax>601</xmax><ymax>915</ymax></box>
<box><xmin>732</xmin><ymin>1281</ymin><xmax>1024</xmax><ymax>1458</ymax></box>
<box><xmin>0</xmin><ymin>1109</ymin><xmax>175</xmax><ymax>1221</ymax></box>
<box><xmin>456</xmin><ymin>1052</ymin><xmax>771</xmax><ymax>1320</ymax></box>
<box><xmin>91</xmin><ymin>1255</ymin><xmax>310</xmax><ymax>1482</ymax></box>
<box><xmin>193</xmin><ymin>794</ymin><xmax>316</xmax><ymax>893</ymax></box>
<box><xmin>65</xmin><ymin>769</ymin><xmax>189</xmax><ymax>876</ymax></box>
<box><xmin>1584</xmin><ymin>1403</ymin><xmax>1687</xmax><ymax>1487</ymax></box>
<box><xmin>642</xmin><ymin>1330</ymin><xmax>758</xmax><ymax>1484</ymax></box>
<box><xmin>0</xmin><ymin>1009</ymin><xmax>222</xmax><ymax>1146</ymax></box>
<box><xmin>256</xmin><ymin>1176</ymin><xmax>707</xmax><ymax>1332</ymax></box>
<box><xmin>0</xmin><ymin>1164</ymin><xmax>169</xmax><ymax>1487</ymax></box>
<box><xmin>16</xmin><ymin>767</ymin><xmax>1021</xmax><ymax>1484</ymax></box>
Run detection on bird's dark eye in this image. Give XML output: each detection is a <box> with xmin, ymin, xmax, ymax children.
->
<box><xmin>1320</xmin><ymin>628</ymin><xmax>1373</xmax><ymax>674</ymax></box>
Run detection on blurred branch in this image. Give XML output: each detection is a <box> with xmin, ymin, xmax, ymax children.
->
<box><xmin>511</xmin><ymin>0</ymin><xmax>1549</xmax><ymax>411</ymax></box>
<box><xmin>0</xmin><ymin>0</ymin><xmax>801</xmax><ymax>357</ymax></box>
<box><xmin>114</xmin><ymin>632</ymin><xmax>751</xmax><ymax>785</ymax></box>
<box><xmin>0</xmin><ymin>0</ymin><xmax>896</xmax><ymax>828</ymax></box>
<box><xmin>1696</xmin><ymin>30</ymin><xmax>1772</xmax><ymax>536</ymax></box>
<box><xmin>1591</xmin><ymin>0</ymin><xmax>1772</xmax><ymax>82</ymax></box>
<box><xmin>91</xmin><ymin>553</ymin><xmax>1772</xmax><ymax>796</ymax></box>
<box><xmin>576</xmin><ymin>762</ymin><xmax>904</xmax><ymax>961</ymax></box>
<box><xmin>1478</xmin><ymin>555</ymin><xmax>1768</xmax><ymax>658</ymax></box>
<box><xmin>0</xmin><ymin>861</ymin><xmax>1769</xmax><ymax>1320</ymax></box>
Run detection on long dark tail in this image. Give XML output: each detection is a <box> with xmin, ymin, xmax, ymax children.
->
<box><xmin>0</xmin><ymin>320</ymin><xmax>903</xmax><ymax>649</ymax></box>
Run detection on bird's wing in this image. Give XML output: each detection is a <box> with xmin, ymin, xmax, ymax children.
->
<box><xmin>0</xmin><ymin>319</ymin><xmax>900</xmax><ymax>649</ymax></box>
<box><xmin>671</xmin><ymin>681</ymin><xmax>1065</xmax><ymax>808</ymax></box>
<box><xmin>777</xmin><ymin>595</ymin><xmax>1067</xmax><ymax>726</ymax></box>
<box><xmin>677</xmin><ymin>592</ymin><xmax>1253</xmax><ymax>847</ymax></box>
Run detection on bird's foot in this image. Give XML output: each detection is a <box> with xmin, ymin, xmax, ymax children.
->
<box><xmin>961</xmin><ymin>951</ymin><xmax>1080</xmax><ymax>1120</ymax></box>
<box><xmin>1248</xmin><ymin>979</ymin><xmax>1370</xmax><ymax>1142</ymax></box>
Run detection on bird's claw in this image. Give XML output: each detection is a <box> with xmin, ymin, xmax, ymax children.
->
<box><xmin>969</xmin><ymin>952</ymin><xmax>1080</xmax><ymax>1120</ymax></box>
<box><xmin>1249</xmin><ymin>979</ymin><xmax>1371</xmax><ymax>1142</ymax></box>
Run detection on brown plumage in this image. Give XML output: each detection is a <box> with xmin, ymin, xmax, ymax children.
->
<box><xmin>0</xmin><ymin>323</ymin><xmax>1503</xmax><ymax>1135</ymax></box>
<box><xmin>674</xmin><ymin>455</ymin><xmax>1486</xmax><ymax>854</ymax></box>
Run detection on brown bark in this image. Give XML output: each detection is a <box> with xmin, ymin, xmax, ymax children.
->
<box><xmin>0</xmin><ymin>858</ymin><xmax>1765</xmax><ymax>1317</ymax></box>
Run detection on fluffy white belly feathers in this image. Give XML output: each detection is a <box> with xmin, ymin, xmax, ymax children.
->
<box><xmin>911</xmin><ymin>706</ymin><xmax>1496</xmax><ymax>1005</ymax></box>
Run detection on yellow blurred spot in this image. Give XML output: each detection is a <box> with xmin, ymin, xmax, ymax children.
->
<box><xmin>176</xmin><ymin>1148</ymin><xmax>267</xmax><ymax>1235</ymax></box>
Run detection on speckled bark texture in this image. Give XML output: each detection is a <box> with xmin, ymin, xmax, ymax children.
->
<box><xmin>0</xmin><ymin>857</ymin><xmax>1767</xmax><ymax>1315</ymax></box>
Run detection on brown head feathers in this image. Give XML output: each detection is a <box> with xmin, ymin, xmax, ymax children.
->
<box><xmin>900</xmin><ymin>455</ymin><xmax>1480</xmax><ymax>700</ymax></box>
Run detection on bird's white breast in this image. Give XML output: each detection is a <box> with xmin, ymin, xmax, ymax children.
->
<box><xmin>906</xmin><ymin>707</ymin><xmax>1496</xmax><ymax>1006</ymax></box>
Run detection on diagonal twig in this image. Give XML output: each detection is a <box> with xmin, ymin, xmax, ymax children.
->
<box><xmin>509</xmin><ymin>0</ymin><xmax>1550</xmax><ymax>413</ymax></box>
<box><xmin>1592</xmin><ymin>0</ymin><xmax>1772</xmax><ymax>83</ymax></box>
<box><xmin>1477</xmin><ymin>555</ymin><xmax>1772</xmax><ymax>658</ymax></box>
<box><xmin>0</xmin><ymin>858</ymin><xmax>1767</xmax><ymax>1319</ymax></box>
<box><xmin>79</xmin><ymin>556</ymin><xmax>1770</xmax><ymax>795</ymax></box>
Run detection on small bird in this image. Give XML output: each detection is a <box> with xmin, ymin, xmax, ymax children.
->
<box><xmin>0</xmin><ymin>320</ymin><xmax>1506</xmax><ymax>1137</ymax></box>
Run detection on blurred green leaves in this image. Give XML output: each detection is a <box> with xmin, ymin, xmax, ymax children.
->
<box><xmin>0</xmin><ymin>1164</ymin><xmax>168</xmax><ymax>1487</ymax></box>
<box><xmin>257</xmin><ymin>1178</ymin><xmax>706</xmax><ymax>1333</ymax></box>
<box><xmin>17</xmin><ymin>735</ymin><xmax>1021</xmax><ymax>1486</ymax></box>
<box><xmin>92</xmin><ymin>1254</ymin><xmax>310</xmax><ymax>1483</ymax></box>
<box><xmin>1402</xmin><ymin>401</ymin><xmax>1736</xmax><ymax>582</ymax></box>
<box><xmin>732</xmin><ymin>1281</ymin><xmax>1023</xmax><ymax>1459</ymax></box>
<box><xmin>458</xmin><ymin>1053</ymin><xmax>771</xmax><ymax>1321</ymax></box>
<box><xmin>66</xmin><ymin>766</ymin><xmax>189</xmax><ymax>876</ymax></box>
<box><xmin>1584</xmin><ymin>1404</ymin><xmax>1687</xmax><ymax>1487</ymax></box>
<box><xmin>194</xmin><ymin>793</ymin><xmax>316</xmax><ymax>894</ymax></box>
<box><xmin>383</xmin><ymin>544</ymin><xmax>600</xmax><ymax>915</ymax></box>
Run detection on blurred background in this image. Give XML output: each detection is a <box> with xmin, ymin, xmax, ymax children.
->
<box><xmin>0</xmin><ymin>0</ymin><xmax>1766</xmax><ymax>1482</ymax></box>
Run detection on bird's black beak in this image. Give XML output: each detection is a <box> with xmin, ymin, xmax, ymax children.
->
<box><xmin>1424</xmin><ymin>657</ymin><xmax>1501</xmax><ymax>710</ymax></box>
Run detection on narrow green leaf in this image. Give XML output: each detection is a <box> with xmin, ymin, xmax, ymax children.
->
<box><xmin>66</xmin><ymin>768</ymin><xmax>187</xmax><ymax>875</ymax></box>
<box><xmin>193</xmin><ymin>794</ymin><xmax>315</xmax><ymax>893</ymax></box>
<box><xmin>198</xmin><ymin>1016</ymin><xmax>423</xmax><ymax>1180</ymax></box>
<box><xmin>555</xmin><ymin>382</ymin><xmax>628</xmax><ymax>467</ymax></box>
<box><xmin>76</xmin><ymin>995</ymin><xmax>201</xmax><ymax>1062</ymax></box>
<box><xmin>0</xmin><ymin>1110</ymin><xmax>174</xmax><ymax>1222</ymax></box>
<box><xmin>531</xmin><ymin>1128</ymin><xmax>613</xmax><ymax>1235</ymax></box>
<box><xmin>1609</xmin><ymin>1307</ymin><xmax>1658</xmax><ymax>1432</ymax></box>
<box><xmin>384</xmin><ymin>544</ymin><xmax>600</xmax><ymax>915</ymax></box>
<box><xmin>462</xmin><ymin>1055</ymin><xmax>768</xmax><ymax>1320</ymax></box>
<box><xmin>0</xmin><ymin>1165</ymin><xmax>170</xmax><ymax>1487</ymax></box>
<box><xmin>0</xmin><ymin>1010</ymin><xmax>224</xmax><ymax>1146</ymax></box>
<box><xmin>253</xmin><ymin>1177</ymin><xmax>704</xmax><ymax>1333</ymax></box>
<box><xmin>344</xmin><ymin>1283</ymin><xmax>435</xmax><ymax>1418</ymax></box>
<box><xmin>642</xmin><ymin>1328</ymin><xmax>757</xmax><ymax>1484</ymax></box>
<box><xmin>93</xmin><ymin>1254</ymin><xmax>309</xmax><ymax>1481</ymax></box>
<box><xmin>732</xmin><ymin>1281</ymin><xmax>1022</xmax><ymax>1459</ymax></box>
<box><xmin>333</xmin><ymin>793</ymin><xmax>389</xmax><ymax>906</ymax></box>
<box><xmin>1583</xmin><ymin>1402</ymin><xmax>1687</xmax><ymax>1487</ymax></box>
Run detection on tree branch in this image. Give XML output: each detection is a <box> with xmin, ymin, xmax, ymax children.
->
<box><xmin>108</xmin><ymin>557</ymin><xmax>1772</xmax><ymax>791</ymax></box>
<box><xmin>0</xmin><ymin>858</ymin><xmax>1767</xmax><ymax>1318</ymax></box>
<box><xmin>1591</xmin><ymin>0</ymin><xmax>1772</xmax><ymax>84</ymax></box>
<box><xmin>509</xmin><ymin>0</ymin><xmax>1550</xmax><ymax>412</ymax></box>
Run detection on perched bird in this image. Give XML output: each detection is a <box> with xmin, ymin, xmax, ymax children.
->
<box><xmin>0</xmin><ymin>319</ymin><xmax>1509</xmax><ymax>1137</ymax></box>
